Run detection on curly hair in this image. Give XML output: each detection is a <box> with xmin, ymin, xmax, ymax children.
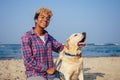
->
<box><xmin>34</xmin><ymin>7</ymin><xmax>53</xmax><ymax>20</ymax></box>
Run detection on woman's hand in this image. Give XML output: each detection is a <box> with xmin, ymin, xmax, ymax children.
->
<box><xmin>46</xmin><ymin>67</ymin><xmax>56</xmax><ymax>75</ymax></box>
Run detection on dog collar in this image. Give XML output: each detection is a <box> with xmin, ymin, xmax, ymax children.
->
<box><xmin>65</xmin><ymin>52</ymin><xmax>81</xmax><ymax>57</ymax></box>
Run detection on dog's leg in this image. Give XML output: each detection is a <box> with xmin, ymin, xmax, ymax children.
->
<box><xmin>55</xmin><ymin>50</ymin><xmax>65</xmax><ymax>70</ymax></box>
<box><xmin>78</xmin><ymin>69</ymin><xmax>84</xmax><ymax>80</ymax></box>
<box><xmin>64</xmin><ymin>74</ymin><xmax>70</xmax><ymax>80</ymax></box>
<box><xmin>55</xmin><ymin>55</ymin><xmax>62</xmax><ymax>71</ymax></box>
<box><xmin>78</xmin><ymin>62</ymin><xmax>84</xmax><ymax>80</ymax></box>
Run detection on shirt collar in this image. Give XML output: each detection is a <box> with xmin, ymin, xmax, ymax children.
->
<box><xmin>31</xmin><ymin>27</ymin><xmax>36</xmax><ymax>35</ymax></box>
<box><xmin>30</xmin><ymin>27</ymin><xmax>48</xmax><ymax>35</ymax></box>
<box><xmin>30</xmin><ymin>27</ymin><xmax>49</xmax><ymax>43</ymax></box>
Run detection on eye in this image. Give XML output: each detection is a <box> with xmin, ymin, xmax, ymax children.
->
<box><xmin>74</xmin><ymin>34</ymin><xmax>77</xmax><ymax>36</ymax></box>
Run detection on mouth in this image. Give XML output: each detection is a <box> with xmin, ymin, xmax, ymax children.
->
<box><xmin>77</xmin><ymin>32</ymin><xmax>86</xmax><ymax>46</ymax></box>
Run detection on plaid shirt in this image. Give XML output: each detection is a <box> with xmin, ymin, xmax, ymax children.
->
<box><xmin>20</xmin><ymin>27</ymin><xmax>63</xmax><ymax>78</ymax></box>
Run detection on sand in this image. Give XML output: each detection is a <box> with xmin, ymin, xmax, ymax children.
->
<box><xmin>0</xmin><ymin>57</ymin><xmax>120</xmax><ymax>80</ymax></box>
<box><xmin>83</xmin><ymin>57</ymin><xmax>120</xmax><ymax>80</ymax></box>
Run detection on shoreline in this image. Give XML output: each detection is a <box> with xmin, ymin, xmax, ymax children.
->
<box><xmin>0</xmin><ymin>57</ymin><xmax>120</xmax><ymax>80</ymax></box>
<box><xmin>0</xmin><ymin>56</ymin><xmax>120</xmax><ymax>60</ymax></box>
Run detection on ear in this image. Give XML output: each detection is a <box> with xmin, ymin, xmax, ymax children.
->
<box><xmin>35</xmin><ymin>19</ymin><xmax>37</xmax><ymax>23</ymax></box>
<box><xmin>65</xmin><ymin>39</ymin><xmax>69</xmax><ymax>50</ymax></box>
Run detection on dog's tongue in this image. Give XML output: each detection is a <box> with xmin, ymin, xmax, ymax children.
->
<box><xmin>78</xmin><ymin>42</ymin><xmax>86</xmax><ymax>46</ymax></box>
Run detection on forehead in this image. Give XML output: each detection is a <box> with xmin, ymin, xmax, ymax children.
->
<box><xmin>71</xmin><ymin>33</ymin><xmax>82</xmax><ymax>36</ymax></box>
<box><xmin>39</xmin><ymin>13</ymin><xmax>51</xmax><ymax>17</ymax></box>
<box><xmin>69</xmin><ymin>33</ymin><xmax>82</xmax><ymax>39</ymax></box>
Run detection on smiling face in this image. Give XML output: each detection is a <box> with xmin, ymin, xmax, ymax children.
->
<box><xmin>34</xmin><ymin>8</ymin><xmax>53</xmax><ymax>29</ymax></box>
<box><xmin>35</xmin><ymin>13</ymin><xmax>51</xmax><ymax>29</ymax></box>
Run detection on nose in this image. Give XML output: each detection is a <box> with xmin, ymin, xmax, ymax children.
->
<box><xmin>40</xmin><ymin>16</ymin><xmax>50</xmax><ymax>22</ymax></box>
<box><xmin>82</xmin><ymin>32</ymin><xmax>86</xmax><ymax>36</ymax></box>
<box><xmin>43</xmin><ymin>17</ymin><xmax>50</xmax><ymax>22</ymax></box>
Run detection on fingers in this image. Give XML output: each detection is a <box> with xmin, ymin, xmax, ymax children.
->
<box><xmin>46</xmin><ymin>67</ymin><xmax>56</xmax><ymax>75</ymax></box>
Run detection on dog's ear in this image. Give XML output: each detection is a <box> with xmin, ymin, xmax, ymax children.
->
<box><xmin>65</xmin><ymin>39</ymin><xmax>69</xmax><ymax>50</ymax></box>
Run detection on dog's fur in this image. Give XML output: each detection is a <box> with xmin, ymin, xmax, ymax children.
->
<box><xmin>55</xmin><ymin>32</ymin><xmax>86</xmax><ymax>80</ymax></box>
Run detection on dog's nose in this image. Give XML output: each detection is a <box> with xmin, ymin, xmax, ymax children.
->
<box><xmin>82</xmin><ymin>32</ymin><xmax>86</xmax><ymax>36</ymax></box>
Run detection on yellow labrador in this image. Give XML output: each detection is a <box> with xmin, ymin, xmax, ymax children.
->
<box><xmin>55</xmin><ymin>32</ymin><xmax>86</xmax><ymax>80</ymax></box>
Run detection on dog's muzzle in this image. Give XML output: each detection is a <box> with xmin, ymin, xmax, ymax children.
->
<box><xmin>77</xmin><ymin>32</ymin><xmax>86</xmax><ymax>46</ymax></box>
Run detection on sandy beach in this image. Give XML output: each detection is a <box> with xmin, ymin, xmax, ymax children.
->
<box><xmin>83</xmin><ymin>57</ymin><xmax>120</xmax><ymax>80</ymax></box>
<box><xmin>0</xmin><ymin>57</ymin><xmax>120</xmax><ymax>80</ymax></box>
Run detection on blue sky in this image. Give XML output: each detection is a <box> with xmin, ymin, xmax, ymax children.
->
<box><xmin>0</xmin><ymin>0</ymin><xmax>120</xmax><ymax>44</ymax></box>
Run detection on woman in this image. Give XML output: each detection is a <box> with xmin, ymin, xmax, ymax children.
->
<box><xmin>21</xmin><ymin>7</ymin><xmax>63</xmax><ymax>80</ymax></box>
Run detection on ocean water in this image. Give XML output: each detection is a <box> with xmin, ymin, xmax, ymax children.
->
<box><xmin>0</xmin><ymin>44</ymin><xmax>120</xmax><ymax>60</ymax></box>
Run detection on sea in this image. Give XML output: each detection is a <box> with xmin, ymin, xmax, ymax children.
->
<box><xmin>0</xmin><ymin>43</ymin><xmax>120</xmax><ymax>60</ymax></box>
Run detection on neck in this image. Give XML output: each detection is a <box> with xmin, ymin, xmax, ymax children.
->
<box><xmin>64</xmin><ymin>46</ymin><xmax>81</xmax><ymax>54</ymax></box>
<box><xmin>34</xmin><ymin>26</ymin><xmax>45</xmax><ymax>36</ymax></box>
<box><xmin>64</xmin><ymin>52</ymin><xmax>81</xmax><ymax>59</ymax></box>
<box><xmin>63</xmin><ymin>48</ymin><xmax>81</xmax><ymax>58</ymax></box>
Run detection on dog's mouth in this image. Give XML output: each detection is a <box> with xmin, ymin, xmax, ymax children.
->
<box><xmin>77</xmin><ymin>32</ymin><xmax>86</xmax><ymax>47</ymax></box>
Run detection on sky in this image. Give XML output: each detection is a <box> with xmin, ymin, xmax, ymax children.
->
<box><xmin>0</xmin><ymin>0</ymin><xmax>120</xmax><ymax>44</ymax></box>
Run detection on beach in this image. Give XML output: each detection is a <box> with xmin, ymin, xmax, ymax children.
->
<box><xmin>0</xmin><ymin>57</ymin><xmax>120</xmax><ymax>80</ymax></box>
<box><xmin>83</xmin><ymin>57</ymin><xmax>120</xmax><ymax>80</ymax></box>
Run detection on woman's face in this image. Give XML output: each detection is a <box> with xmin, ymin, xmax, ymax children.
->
<box><xmin>35</xmin><ymin>13</ymin><xmax>51</xmax><ymax>29</ymax></box>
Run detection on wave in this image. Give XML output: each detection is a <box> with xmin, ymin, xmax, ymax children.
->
<box><xmin>87</xmin><ymin>43</ymin><xmax>120</xmax><ymax>46</ymax></box>
<box><xmin>0</xmin><ymin>44</ymin><xmax>120</xmax><ymax>60</ymax></box>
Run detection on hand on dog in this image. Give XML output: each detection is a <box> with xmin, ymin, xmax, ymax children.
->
<box><xmin>46</xmin><ymin>67</ymin><xmax>56</xmax><ymax>75</ymax></box>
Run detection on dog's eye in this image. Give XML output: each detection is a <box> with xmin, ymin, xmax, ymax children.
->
<box><xmin>74</xmin><ymin>34</ymin><xmax>77</xmax><ymax>36</ymax></box>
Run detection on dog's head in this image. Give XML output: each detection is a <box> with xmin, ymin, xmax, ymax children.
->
<box><xmin>65</xmin><ymin>32</ymin><xmax>86</xmax><ymax>50</ymax></box>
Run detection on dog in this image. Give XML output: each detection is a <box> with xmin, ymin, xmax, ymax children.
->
<box><xmin>55</xmin><ymin>32</ymin><xmax>86</xmax><ymax>80</ymax></box>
